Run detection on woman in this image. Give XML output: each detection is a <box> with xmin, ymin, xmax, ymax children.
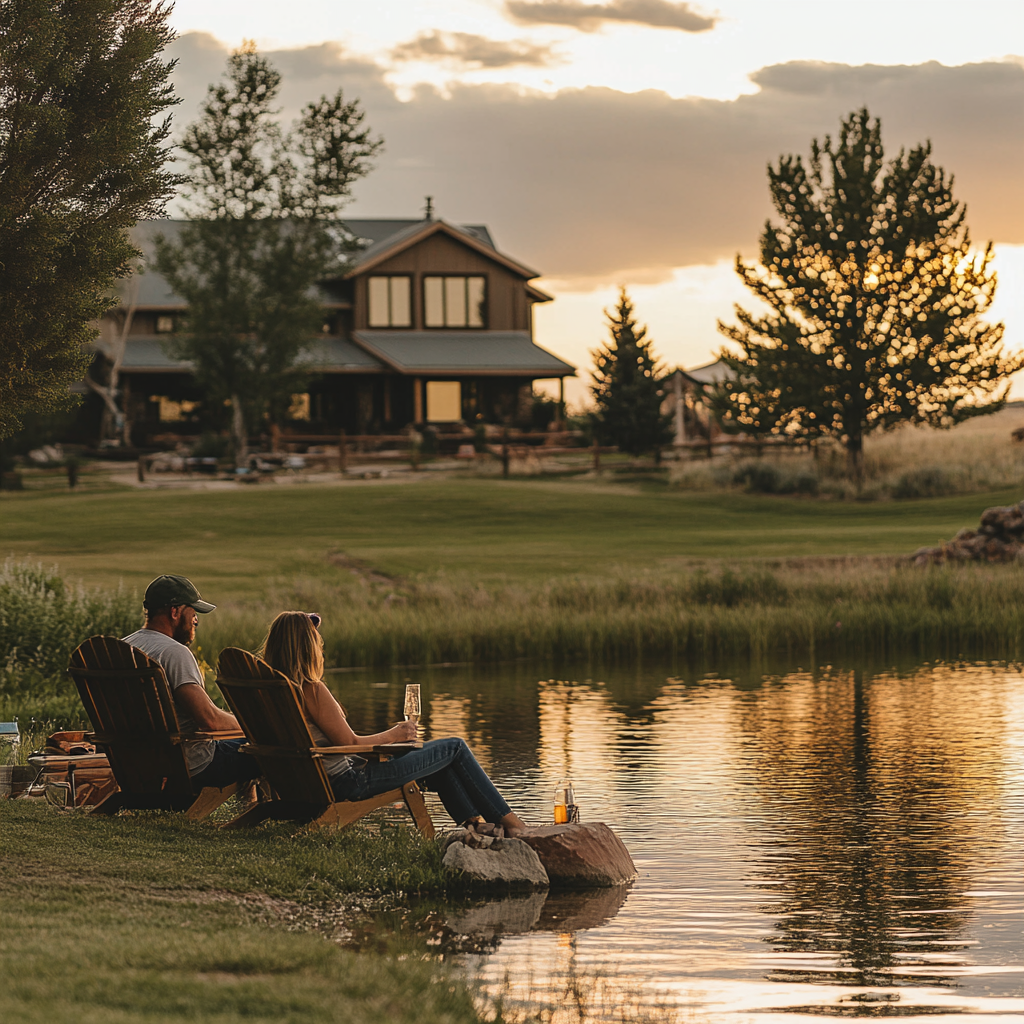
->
<box><xmin>259</xmin><ymin>611</ymin><xmax>529</xmax><ymax>834</ymax></box>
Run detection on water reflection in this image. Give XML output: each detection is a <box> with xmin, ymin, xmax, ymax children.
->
<box><xmin>326</xmin><ymin>660</ymin><xmax>1024</xmax><ymax>1021</ymax></box>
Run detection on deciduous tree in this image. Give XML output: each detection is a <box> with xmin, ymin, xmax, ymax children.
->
<box><xmin>714</xmin><ymin>109</ymin><xmax>1019</xmax><ymax>479</ymax></box>
<box><xmin>155</xmin><ymin>47</ymin><xmax>382</xmax><ymax>460</ymax></box>
<box><xmin>0</xmin><ymin>0</ymin><xmax>179</xmax><ymax>438</ymax></box>
<box><xmin>590</xmin><ymin>289</ymin><xmax>673</xmax><ymax>458</ymax></box>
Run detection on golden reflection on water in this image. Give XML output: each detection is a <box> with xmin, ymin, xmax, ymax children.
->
<box><xmin>338</xmin><ymin>661</ymin><xmax>1024</xmax><ymax>1022</ymax></box>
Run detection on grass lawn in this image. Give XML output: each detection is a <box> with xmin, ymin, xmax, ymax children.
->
<box><xmin>1</xmin><ymin>476</ymin><xmax>1012</xmax><ymax>602</ymax></box>
<box><xmin>0</xmin><ymin>801</ymin><xmax>485</xmax><ymax>1024</ymax></box>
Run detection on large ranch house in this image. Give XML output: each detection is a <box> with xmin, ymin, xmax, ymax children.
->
<box><xmin>100</xmin><ymin>216</ymin><xmax>575</xmax><ymax>445</ymax></box>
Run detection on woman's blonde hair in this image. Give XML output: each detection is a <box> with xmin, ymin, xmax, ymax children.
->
<box><xmin>259</xmin><ymin>611</ymin><xmax>324</xmax><ymax>692</ymax></box>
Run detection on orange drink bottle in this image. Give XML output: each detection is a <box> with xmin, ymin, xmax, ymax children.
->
<box><xmin>553</xmin><ymin>779</ymin><xmax>573</xmax><ymax>823</ymax></box>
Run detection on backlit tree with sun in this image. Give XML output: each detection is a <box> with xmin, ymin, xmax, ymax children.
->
<box><xmin>713</xmin><ymin>109</ymin><xmax>1020</xmax><ymax>480</ymax></box>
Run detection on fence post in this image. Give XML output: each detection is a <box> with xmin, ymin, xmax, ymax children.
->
<box><xmin>592</xmin><ymin>439</ymin><xmax>600</xmax><ymax>472</ymax></box>
<box><xmin>338</xmin><ymin>430</ymin><xmax>348</xmax><ymax>473</ymax></box>
<box><xmin>502</xmin><ymin>429</ymin><xmax>510</xmax><ymax>479</ymax></box>
<box><xmin>137</xmin><ymin>455</ymin><xmax>146</xmax><ymax>483</ymax></box>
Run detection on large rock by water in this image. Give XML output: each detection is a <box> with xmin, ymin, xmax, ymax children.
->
<box><xmin>442</xmin><ymin>835</ymin><xmax>549</xmax><ymax>890</ymax></box>
<box><xmin>913</xmin><ymin>500</ymin><xmax>1024</xmax><ymax>565</ymax></box>
<box><xmin>520</xmin><ymin>822</ymin><xmax>637</xmax><ymax>888</ymax></box>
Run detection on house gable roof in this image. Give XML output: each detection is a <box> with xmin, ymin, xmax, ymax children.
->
<box><xmin>344</xmin><ymin>218</ymin><xmax>541</xmax><ymax>281</ymax></box>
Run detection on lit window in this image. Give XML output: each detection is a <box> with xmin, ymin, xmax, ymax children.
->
<box><xmin>156</xmin><ymin>397</ymin><xmax>197</xmax><ymax>422</ymax></box>
<box><xmin>423</xmin><ymin>276</ymin><xmax>486</xmax><ymax>328</ymax></box>
<box><xmin>155</xmin><ymin>315</ymin><xmax>175</xmax><ymax>333</ymax></box>
<box><xmin>367</xmin><ymin>276</ymin><xmax>411</xmax><ymax>327</ymax></box>
<box><xmin>288</xmin><ymin>394</ymin><xmax>311</xmax><ymax>421</ymax></box>
<box><xmin>426</xmin><ymin>381</ymin><xmax>462</xmax><ymax>422</ymax></box>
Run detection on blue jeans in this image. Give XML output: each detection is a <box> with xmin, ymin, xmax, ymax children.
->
<box><xmin>190</xmin><ymin>738</ymin><xmax>260</xmax><ymax>791</ymax></box>
<box><xmin>330</xmin><ymin>737</ymin><xmax>511</xmax><ymax>825</ymax></box>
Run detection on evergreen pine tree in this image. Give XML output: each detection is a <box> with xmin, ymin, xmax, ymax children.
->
<box><xmin>0</xmin><ymin>0</ymin><xmax>179</xmax><ymax>438</ymax></box>
<box><xmin>714</xmin><ymin>109</ymin><xmax>1020</xmax><ymax>479</ymax></box>
<box><xmin>590</xmin><ymin>289</ymin><xmax>673</xmax><ymax>458</ymax></box>
<box><xmin>154</xmin><ymin>46</ymin><xmax>382</xmax><ymax>461</ymax></box>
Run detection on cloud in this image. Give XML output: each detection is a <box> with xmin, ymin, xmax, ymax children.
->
<box><xmin>166</xmin><ymin>36</ymin><xmax>1024</xmax><ymax>285</ymax></box>
<box><xmin>391</xmin><ymin>31</ymin><xmax>560</xmax><ymax>69</ymax></box>
<box><xmin>504</xmin><ymin>0</ymin><xmax>718</xmax><ymax>33</ymax></box>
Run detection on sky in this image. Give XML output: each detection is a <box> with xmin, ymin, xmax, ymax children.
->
<box><xmin>164</xmin><ymin>1</ymin><xmax>1024</xmax><ymax>408</ymax></box>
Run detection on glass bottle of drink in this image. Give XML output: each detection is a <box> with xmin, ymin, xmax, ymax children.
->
<box><xmin>553</xmin><ymin>778</ymin><xmax>576</xmax><ymax>824</ymax></box>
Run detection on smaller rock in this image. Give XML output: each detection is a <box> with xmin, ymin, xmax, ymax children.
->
<box><xmin>443</xmin><ymin>837</ymin><xmax>549</xmax><ymax>890</ymax></box>
<box><xmin>520</xmin><ymin>822</ymin><xmax>637</xmax><ymax>888</ymax></box>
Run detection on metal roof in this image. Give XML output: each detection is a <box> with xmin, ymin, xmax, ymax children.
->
<box><xmin>124</xmin><ymin>219</ymin><xmax>501</xmax><ymax>309</ymax></box>
<box><xmin>352</xmin><ymin>331</ymin><xmax>575</xmax><ymax>377</ymax></box>
<box><xmin>346</xmin><ymin>219</ymin><xmax>539</xmax><ymax>280</ymax></box>
<box><xmin>670</xmin><ymin>359</ymin><xmax>734</xmax><ymax>387</ymax></box>
<box><xmin>120</xmin><ymin>335</ymin><xmax>385</xmax><ymax>374</ymax></box>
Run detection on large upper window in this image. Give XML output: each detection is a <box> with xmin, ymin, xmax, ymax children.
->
<box><xmin>424</xmin><ymin>276</ymin><xmax>486</xmax><ymax>328</ymax></box>
<box><xmin>368</xmin><ymin>276</ymin><xmax>412</xmax><ymax>327</ymax></box>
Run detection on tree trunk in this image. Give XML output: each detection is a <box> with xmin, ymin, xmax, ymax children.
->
<box><xmin>231</xmin><ymin>394</ymin><xmax>247</xmax><ymax>466</ymax></box>
<box><xmin>846</xmin><ymin>432</ymin><xmax>863</xmax><ymax>488</ymax></box>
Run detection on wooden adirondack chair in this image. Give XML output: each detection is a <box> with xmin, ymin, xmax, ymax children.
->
<box><xmin>68</xmin><ymin>636</ymin><xmax>245</xmax><ymax>820</ymax></box>
<box><xmin>216</xmin><ymin>647</ymin><xmax>434</xmax><ymax>836</ymax></box>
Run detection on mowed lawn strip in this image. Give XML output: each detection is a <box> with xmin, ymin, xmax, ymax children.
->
<box><xmin>0</xmin><ymin>478</ymin><xmax>1010</xmax><ymax>601</ymax></box>
<box><xmin>0</xmin><ymin>801</ymin><xmax>481</xmax><ymax>1024</ymax></box>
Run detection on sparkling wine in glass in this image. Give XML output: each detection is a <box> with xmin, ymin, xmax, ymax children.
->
<box><xmin>403</xmin><ymin>684</ymin><xmax>421</xmax><ymax>730</ymax></box>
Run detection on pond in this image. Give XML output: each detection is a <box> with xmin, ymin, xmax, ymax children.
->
<box><xmin>327</xmin><ymin>658</ymin><xmax>1024</xmax><ymax>1022</ymax></box>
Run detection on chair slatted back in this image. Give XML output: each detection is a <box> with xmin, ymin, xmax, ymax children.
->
<box><xmin>68</xmin><ymin>636</ymin><xmax>193</xmax><ymax>800</ymax></box>
<box><xmin>216</xmin><ymin>648</ymin><xmax>333</xmax><ymax>804</ymax></box>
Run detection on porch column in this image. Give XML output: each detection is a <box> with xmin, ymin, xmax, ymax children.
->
<box><xmin>558</xmin><ymin>377</ymin><xmax>565</xmax><ymax>429</ymax></box>
<box><xmin>413</xmin><ymin>377</ymin><xmax>423</xmax><ymax>425</ymax></box>
<box><xmin>383</xmin><ymin>377</ymin><xmax>392</xmax><ymax>425</ymax></box>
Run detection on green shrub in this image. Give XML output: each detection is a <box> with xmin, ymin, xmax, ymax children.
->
<box><xmin>891</xmin><ymin>466</ymin><xmax>956</xmax><ymax>499</ymax></box>
<box><xmin>0</xmin><ymin>560</ymin><xmax>139</xmax><ymax>720</ymax></box>
<box><xmin>733</xmin><ymin>461</ymin><xmax>818</xmax><ymax>496</ymax></box>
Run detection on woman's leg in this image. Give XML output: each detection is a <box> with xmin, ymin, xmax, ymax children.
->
<box><xmin>332</xmin><ymin>737</ymin><xmax>512</xmax><ymax>825</ymax></box>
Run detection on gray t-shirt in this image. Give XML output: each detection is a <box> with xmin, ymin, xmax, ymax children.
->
<box><xmin>122</xmin><ymin>628</ymin><xmax>215</xmax><ymax>775</ymax></box>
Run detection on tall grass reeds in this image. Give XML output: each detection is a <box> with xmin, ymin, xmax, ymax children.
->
<box><xmin>201</xmin><ymin>560</ymin><xmax>1024</xmax><ymax>670</ymax></box>
<box><xmin>4</xmin><ymin>557</ymin><xmax>1024</xmax><ymax>728</ymax></box>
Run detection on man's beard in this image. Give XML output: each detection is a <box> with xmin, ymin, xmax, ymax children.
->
<box><xmin>173</xmin><ymin>622</ymin><xmax>194</xmax><ymax>645</ymax></box>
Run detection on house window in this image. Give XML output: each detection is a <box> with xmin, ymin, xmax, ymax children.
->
<box><xmin>367</xmin><ymin>276</ymin><xmax>411</xmax><ymax>327</ymax></box>
<box><xmin>423</xmin><ymin>276</ymin><xmax>486</xmax><ymax>328</ymax></box>
<box><xmin>288</xmin><ymin>394</ymin><xmax>311</xmax><ymax>421</ymax></box>
<box><xmin>155</xmin><ymin>315</ymin><xmax>175</xmax><ymax>333</ymax></box>
<box><xmin>426</xmin><ymin>381</ymin><xmax>462</xmax><ymax>422</ymax></box>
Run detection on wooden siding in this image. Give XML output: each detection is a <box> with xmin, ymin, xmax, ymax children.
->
<box><xmin>352</xmin><ymin>233</ymin><xmax>532</xmax><ymax>332</ymax></box>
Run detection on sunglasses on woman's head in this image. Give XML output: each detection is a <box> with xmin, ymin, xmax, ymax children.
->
<box><xmin>308</xmin><ymin>613</ymin><xmax>321</xmax><ymax>630</ymax></box>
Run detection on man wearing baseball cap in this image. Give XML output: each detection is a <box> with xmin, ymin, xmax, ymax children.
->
<box><xmin>123</xmin><ymin>575</ymin><xmax>259</xmax><ymax>791</ymax></box>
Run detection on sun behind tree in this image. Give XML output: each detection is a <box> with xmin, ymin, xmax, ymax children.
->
<box><xmin>713</xmin><ymin>108</ymin><xmax>1020</xmax><ymax>480</ymax></box>
<box><xmin>590</xmin><ymin>289</ymin><xmax>673</xmax><ymax>459</ymax></box>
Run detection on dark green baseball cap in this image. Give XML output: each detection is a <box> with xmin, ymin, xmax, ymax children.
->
<box><xmin>143</xmin><ymin>575</ymin><xmax>216</xmax><ymax>613</ymax></box>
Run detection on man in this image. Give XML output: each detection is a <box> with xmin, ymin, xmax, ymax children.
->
<box><xmin>123</xmin><ymin>575</ymin><xmax>259</xmax><ymax>791</ymax></box>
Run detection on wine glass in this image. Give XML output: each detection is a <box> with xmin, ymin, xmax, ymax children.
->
<box><xmin>403</xmin><ymin>684</ymin><xmax>421</xmax><ymax>738</ymax></box>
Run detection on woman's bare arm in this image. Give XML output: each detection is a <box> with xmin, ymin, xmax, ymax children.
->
<box><xmin>307</xmin><ymin>683</ymin><xmax>417</xmax><ymax>745</ymax></box>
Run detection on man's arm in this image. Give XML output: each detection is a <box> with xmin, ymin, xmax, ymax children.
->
<box><xmin>174</xmin><ymin>683</ymin><xmax>240</xmax><ymax>732</ymax></box>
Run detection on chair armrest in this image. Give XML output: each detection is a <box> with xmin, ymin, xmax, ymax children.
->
<box><xmin>183</xmin><ymin>730</ymin><xmax>246</xmax><ymax>740</ymax></box>
<box><xmin>313</xmin><ymin>742</ymin><xmax>422</xmax><ymax>754</ymax></box>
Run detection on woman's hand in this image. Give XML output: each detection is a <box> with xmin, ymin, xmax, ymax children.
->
<box><xmin>391</xmin><ymin>719</ymin><xmax>418</xmax><ymax>743</ymax></box>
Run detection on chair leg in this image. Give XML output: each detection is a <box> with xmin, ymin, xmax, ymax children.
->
<box><xmin>402</xmin><ymin>781</ymin><xmax>435</xmax><ymax>838</ymax></box>
<box><xmin>309</xmin><ymin>790</ymin><xmax>404</xmax><ymax>831</ymax></box>
<box><xmin>186</xmin><ymin>783</ymin><xmax>239</xmax><ymax>822</ymax></box>
<box><xmin>88</xmin><ymin>790</ymin><xmax>125</xmax><ymax>816</ymax></box>
<box><xmin>220</xmin><ymin>801</ymin><xmax>278</xmax><ymax>830</ymax></box>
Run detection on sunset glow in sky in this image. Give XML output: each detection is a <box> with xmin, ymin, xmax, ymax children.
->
<box><xmin>163</xmin><ymin>1</ymin><xmax>1024</xmax><ymax>406</ymax></box>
